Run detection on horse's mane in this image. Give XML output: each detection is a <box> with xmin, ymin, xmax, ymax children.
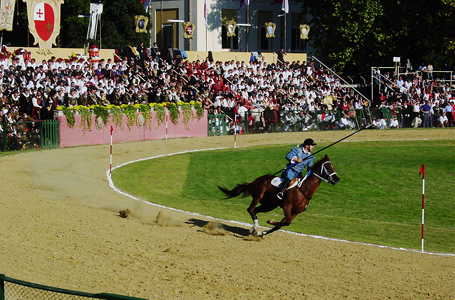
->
<box><xmin>309</xmin><ymin>155</ymin><xmax>329</xmax><ymax>171</ymax></box>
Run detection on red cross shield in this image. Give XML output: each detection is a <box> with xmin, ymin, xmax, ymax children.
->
<box><xmin>186</xmin><ymin>25</ymin><xmax>193</xmax><ymax>36</ymax></box>
<box><xmin>34</xmin><ymin>2</ymin><xmax>55</xmax><ymax>41</ymax></box>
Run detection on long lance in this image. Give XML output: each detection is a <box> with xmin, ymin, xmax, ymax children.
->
<box><xmin>252</xmin><ymin>125</ymin><xmax>371</xmax><ymax>186</ymax></box>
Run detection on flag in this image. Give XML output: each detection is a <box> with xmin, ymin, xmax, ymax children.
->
<box><xmin>282</xmin><ymin>0</ymin><xmax>289</xmax><ymax>13</ymax></box>
<box><xmin>239</xmin><ymin>0</ymin><xmax>249</xmax><ymax>10</ymax></box>
<box><xmin>142</xmin><ymin>0</ymin><xmax>151</xmax><ymax>13</ymax></box>
<box><xmin>0</xmin><ymin>0</ymin><xmax>16</xmax><ymax>31</ymax></box>
<box><xmin>419</xmin><ymin>164</ymin><xmax>425</xmax><ymax>177</ymax></box>
<box><xmin>87</xmin><ymin>2</ymin><xmax>103</xmax><ymax>40</ymax></box>
<box><xmin>204</xmin><ymin>0</ymin><xmax>208</xmax><ymax>26</ymax></box>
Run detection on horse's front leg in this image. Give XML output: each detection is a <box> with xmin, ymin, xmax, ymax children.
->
<box><xmin>263</xmin><ymin>206</ymin><xmax>295</xmax><ymax>236</ymax></box>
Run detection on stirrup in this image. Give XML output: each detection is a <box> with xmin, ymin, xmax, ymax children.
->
<box><xmin>277</xmin><ymin>192</ymin><xmax>284</xmax><ymax>200</ymax></box>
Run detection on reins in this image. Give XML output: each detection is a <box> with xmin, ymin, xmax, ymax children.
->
<box><xmin>294</xmin><ymin>160</ymin><xmax>335</xmax><ymax>200</ymax></box>
<box><xmin>311</xmin><ymin>161</ymin><xmax>337</xmax><ymax>183</ymax></box>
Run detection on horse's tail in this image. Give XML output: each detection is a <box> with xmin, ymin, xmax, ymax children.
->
<box><xmin>218</xmin><ymin>183</ymin><xmax>250</xmax><ymax>199</ymax></box>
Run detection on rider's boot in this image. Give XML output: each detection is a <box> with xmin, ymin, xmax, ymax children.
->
<box><xmin>277</xmin><ymin>178</ymin><xmax>291</xmax><ymax>200</ymax></box>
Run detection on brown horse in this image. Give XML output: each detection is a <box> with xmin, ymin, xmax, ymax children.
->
<box><xmin>218</xmin><ymin>155</ymin><xmax>340</xmax><ymax>236</ymax></box>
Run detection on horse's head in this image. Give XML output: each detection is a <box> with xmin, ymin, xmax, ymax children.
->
<box><xmin>315</xmin><ymin>155</ymin><xmax>340</xmax><ymax>185</ymax></box>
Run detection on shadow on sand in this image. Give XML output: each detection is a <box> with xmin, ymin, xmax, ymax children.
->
<box><xmin>186</xmin><ymin>218</ymin><xmax>251</xmax><ymax>237</ymax></box>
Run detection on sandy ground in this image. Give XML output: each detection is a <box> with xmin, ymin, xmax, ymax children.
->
<box><xmin>0</xmin><ymin>129</ymin><xmax>454</xmax><ymax>299</ymax></box>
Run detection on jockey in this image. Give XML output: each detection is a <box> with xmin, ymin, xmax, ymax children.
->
<box><xmin>277</xmin><ymin>138</ymin><xmax>316</xmax><ymax>200</ymax></box>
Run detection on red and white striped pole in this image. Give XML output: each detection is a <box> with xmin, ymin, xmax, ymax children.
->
<box><xmin>419</xmin><ymin>164</ymin><xmax>425</xmax><ymax>252</ymax></box>
<box><xmin>234</xmin><ymin>115</ymin><xmax>237</xmax><ymax>148</ymax></box>
<box><xmin>109</xmin><ymin>125</ymin><xmax>113</xmax><ymax>174</ymax></box>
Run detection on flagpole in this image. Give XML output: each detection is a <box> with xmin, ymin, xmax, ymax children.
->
<box><xmin>160</xmin><ymin>0</ymin><xmax>163</xmax><ymax>47</ymax></box>
<box><xmin>205</xmin><ymin>0</ymin><xmax>208</xmax><ymax>52</ymax></box>
<box><xmin>99</xmin><ymin>15</ymin><xmax>102</xmax><ymax>49</ymax></box>
<box><xmin>246</xmin><ymin>2</ymin><xmax>250</xmax><ymax>53</ymax></box>
<box><xmin>284</xmin><ymin>11</ymin><xmax>287</xmax><ymax>52</ymax></box>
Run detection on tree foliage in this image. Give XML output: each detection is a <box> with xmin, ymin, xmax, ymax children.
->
<box><xmin>60</xmin><ymin>0</ymin><xmax>91</xmax><ymax>48</ymax></box>
<box><xmin>100</xmin><ymin>0</ymin><xmax>151</xmax><ymax>48</ymax></box>
<box><xmin>301</xmin><ymin>0</ymin><xmax>455</xmax><ymax>76</ymax></box>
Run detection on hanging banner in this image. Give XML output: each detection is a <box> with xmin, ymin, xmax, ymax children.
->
<box><xmin>0</xmin><ymin>0</ymin><xmax>16</xmax><ymax>31</ymax></box>
<box><xmin>23</xmin><ymin>0</ymin><xmax>64</xmax><ymax>55</ymax></box>
<box><xmin>225</xmin><ymin>20</ymin><xmax>236</xmax><ymax>37</ymax></box>
<box><xmin>265</xmin><ymin>22</ymin><xmax>275</xmax><ymax>38</ymax></box>
<box><xmin>135</xmin><ymin>15</ymin><xmax>148</xmax><ymax>33</ymax></box>
<box><xmin>87</xmin><ymin>2</ymin><xmax>103</xmax><ymax>40</ymax></box>
<box><xmin>182</xmin><ymin>22</ymin><xmax>195</xmax><ymax>39</ymax></box>
<box><xmin>300</xmin><ymin>24</ymin><xmax>310</xmax><ymax>40</ymax></box>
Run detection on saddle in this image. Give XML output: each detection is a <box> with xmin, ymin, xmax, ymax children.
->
<box><xmin>271</xmin><ymin>171</ymin><xmax>312</xmax><ymax>190</ymax></box>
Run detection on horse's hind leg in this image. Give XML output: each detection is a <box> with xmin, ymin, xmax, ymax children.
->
<box><xmin>247</xmin><ymin>195</ymin><xmax>264</xmax><ymax>236</ymax></box>
<box><xmin>249</xmin><ymin>201</ymin><xmax>279</xmax><ymax>236</ymax></box>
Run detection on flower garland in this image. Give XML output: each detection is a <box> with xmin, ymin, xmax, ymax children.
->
<box><xmin>168</xmin><ymin>102</ymin><xmax>180</xmax><ymax>124</ymax></box>
<box><xmin>76</xmin><ymin>105</ymin><xmax>92</xmax><ymax>131</ymax></box>
<box><xmin>57</xmin><ymin>102</ymin><xmax>203</xmax><ymax>130</ymax></box>
<box><xmin>61</xmin><ymin>106</ymin><xmax>75</xmax><ymax>127</ymax></box>
<box><xmin>93</xmin><ymin>105</ymin><xmax>109</xmax><ymax>124</ymax></box>
<box><xmin>181</xmin><ymin>102</ymin><xmax>193</xmax><ymax>124</ymax></box>
<box><xmin>193</xmin><ymin>101</ymin><xmax>204</xmax><ymax>120</ymax></box>
<box><xmin>138</xmin><ymin>104</ymin><xmax>152</xmax><ymax>129</ymax></box>
<box><xmin>153</xmin><ymin>103</ymin><xmax>166</xmax><ymax>127</ymax></box>
<box><xmin>108</xmin><ymin>105</ymin><xmax>123</xmax><ymax>128</ymax></box>
<box><xmin>122</xmin><ymin>104</ymin><xmax>137</xmax><ymax>130</ymax></box>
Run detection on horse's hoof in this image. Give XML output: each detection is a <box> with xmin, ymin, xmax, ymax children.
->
<box><xmin>255</xmin><ymin>231</ymin><xmax>263</xmax><ymax>237</ymax></box>
<box><xmin>266</xmin><ymin>220</ymin><xmax>275</xmax><ymax>225</ymax></box>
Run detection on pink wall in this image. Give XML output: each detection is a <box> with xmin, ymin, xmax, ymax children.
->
<box><xmin>58</xmin><ymin>110</ymin><xmax>208</xmax><ymax>148</ymax></box>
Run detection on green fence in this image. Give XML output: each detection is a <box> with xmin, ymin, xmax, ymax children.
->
<box><xmin>0</xmin><ymin>274</ymin><xmax>147</xmax><ymax>300</ymax></box>
<box><xmin>0</xmin><ymin>120</ymin><xmax>59</xmax><ymax>152</ymax></box>
<box><xmin>208</xmin><ymin>114</ymin><xmax>229</xmax><ymax>136</ymax></box>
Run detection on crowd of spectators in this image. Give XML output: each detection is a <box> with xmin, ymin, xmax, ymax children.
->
<box><xmin>373</xmin><ymin>64</ymin><xmax>455</xmax><ymax>129</ymax></box>
<box><xmin>0</xmin><ymin>46</ymin><xmax>454</xmax><ymax>149</ymax></box>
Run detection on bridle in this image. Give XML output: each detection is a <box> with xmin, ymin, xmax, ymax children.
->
<box><xmin>312</xmin><ymin>161</ymin><xmax>337</xmax><ymax>184</ymax></box>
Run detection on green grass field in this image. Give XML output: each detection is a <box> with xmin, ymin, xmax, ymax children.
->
<box><xmin>112</xmin><ymin>140</ymin><xmax>454</xmax><ymax>253</ymax></box>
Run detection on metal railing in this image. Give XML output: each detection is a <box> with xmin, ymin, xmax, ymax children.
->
<box><xmin>206</xmin><ymin>107</ymin><xmax>419</xmax><ymax>135</ymax></box>
<box><xmin>0</xmin><ymin>274</ymin><xmax>147</xmax><ymax>300</ymax></box>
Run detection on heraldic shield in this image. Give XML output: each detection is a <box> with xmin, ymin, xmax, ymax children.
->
<box><xmin>265</xmin><ymin>22</ymin><xmax>276</xmax><ymax>38</ymax></box>
<box><xmin>225</xmin><ymin>20</ymin><xmax>236</xmax><ymax>37</ymax></box>
<box><xmin>135</xmin><ymin>15</ymin><xmax>149</xmax><ymax>33</ymax></box>
<box><xmin>182</xmin><ymin>22</ymin><xmax>195</xmax><ymax>39</ymax></box>
<box><xmin>300</xmin><ymin>24</ymin><xmax>310</xmax><ymax>40</ymax></box>
<box><xmin>23</xmin><ymin>0</ymin><xmax>64</xmax><ymax>55</ymax></box>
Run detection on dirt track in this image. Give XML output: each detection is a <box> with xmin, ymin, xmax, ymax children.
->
<box><xmin>0</xmin><ymin>129</ymin><xmax>454</xmax><ymax>299</ymax></box>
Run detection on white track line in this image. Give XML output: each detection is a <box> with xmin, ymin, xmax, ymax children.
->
<box><xmin>107</xmin><ymin>148</ymin><xmax>454</xmax><ymax>257</ymax></box>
